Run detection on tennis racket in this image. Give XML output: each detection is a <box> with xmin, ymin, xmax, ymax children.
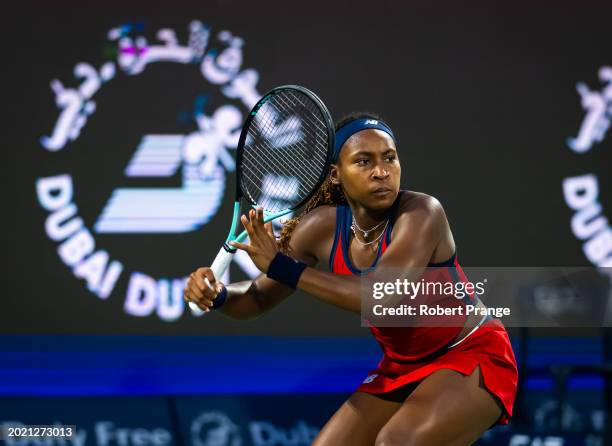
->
<box><xmin>189</xmin><ymin>85</ymin><xmax>335</xmax><ymax>313</ymax></box>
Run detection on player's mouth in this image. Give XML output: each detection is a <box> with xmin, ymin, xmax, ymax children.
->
<box><xmin>371</xmin><ymin>187</ymin><xmax>392</xmax><ymax>196</ymax></box>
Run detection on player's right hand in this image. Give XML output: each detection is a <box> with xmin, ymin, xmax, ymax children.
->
<box><xmin>184</xmin><ymin>267</ymin><xmax>224</xmax><ymax>312</ymax></box>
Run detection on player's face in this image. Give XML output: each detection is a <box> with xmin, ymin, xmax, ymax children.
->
<box><xmin>334</xmin><ymin>129</ymin><xmax>401</xmax><ymax>211</ymax></box>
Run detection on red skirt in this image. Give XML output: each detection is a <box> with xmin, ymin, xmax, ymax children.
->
<box><xmin>357</xmin><ymin>318</ymin><xmax>518</xmax><ymax>425</ymax></box>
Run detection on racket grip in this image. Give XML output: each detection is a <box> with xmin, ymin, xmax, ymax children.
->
<box><xmin>188</xmin><ymin>245</ymin><xmax>235</xmax><ymax>315</ymax></box>
<box><xmin>189</xmin><ymin>302</ymin><xmax>205</xmax><ymax>315</ymax></box>
<box><xmin>210</xmin><ymin>244</ymin><xmax>235</xmax><ymax>279</ymax></box>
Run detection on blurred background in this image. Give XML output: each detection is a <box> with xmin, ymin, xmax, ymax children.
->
<box><xmin>2</xmin><ymin>0</ymin><xmax>612</xmax><ymax>444</ymax></box>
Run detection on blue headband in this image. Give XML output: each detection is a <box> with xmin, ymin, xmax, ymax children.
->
<box><xmin>333</xmin><ymin>118</ymin><xmax>396</xmax><ymax>162</ymax></box>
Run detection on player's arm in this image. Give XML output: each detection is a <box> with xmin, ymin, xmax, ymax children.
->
<box><xmin>184</xmin><ymin>273</ymin><xmax>293</xmax><ymax>320</ymax></box>
<box><xmin>184</xmin><ymin>209</ymin><xmax>324</xmax><ymax>320</ymax></box>
<box><xmin>231</xmin><ymin>195</ymin><xmax>447</xmax><ymax>314</ymax></box>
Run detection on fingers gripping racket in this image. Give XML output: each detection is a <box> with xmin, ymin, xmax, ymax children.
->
<box><xmin>189</xmin><ymin>85</ymin><xmax>335</xmax><ymax>313</ymax></box>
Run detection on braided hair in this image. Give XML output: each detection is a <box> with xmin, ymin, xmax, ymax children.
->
<box><xmin>278</xmin><ymin>111</ymin><xmax>385</xmax><ymax>253</ymax></box>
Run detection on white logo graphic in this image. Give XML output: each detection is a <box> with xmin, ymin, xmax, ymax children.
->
<box><xmin>562</xmin><ymin>66</ymin><xmax>612</xmax><ymax>322</ymax></box>
<box><xmin>566</xmin><ymin>66</ymin><xmax>612</xmax><ymax>153</ymax></box>
<box><xmin>190</xmin><ymin>412</ymin><xmax>321</xmax><ymax>446</ymax></box>
<box><xmin>94</xmin><ymin>104</ymin><xmax>241</xmax><ymax>233</ymax></box>
<box><xmin>191</xmin><ymin>412</ymin><xmax>242</xmax><ymax>446</ymax></box>
<box><xmin>562</xmin><ymin>66</ymin><xmax>612</xmax><ymax>270</ymax></box>
<box><xmin>364</xmin><ymin>119</ymin><xmax>378</xmax><ymax>125</ymax></box>
<box><xmin>35</xmin><ymin>21</ymin><xmax>280</xmax><ymax>320</ymax></box>
<box><xmin>40</xmin><ymin>62</ymin><xmax>116</xmax><ymax>151</ymax></box>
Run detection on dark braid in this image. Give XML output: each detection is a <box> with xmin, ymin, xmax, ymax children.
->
<box><xmin>278</xmin><ymin>111</ymin><xmax>386</xmax><ymax>253</ymax></box>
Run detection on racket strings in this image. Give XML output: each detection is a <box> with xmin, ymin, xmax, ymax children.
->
<box><xmin>272</xmin><ymin>94</ymin><xmax>329</xmax><ymax>163</ymax></box>
<box><xmin>241</xmin><ymin>140</ymin><xmax>320</xmax><ymax>209</ymax></box>
<box><xmin>245</xmin><ymin>128</ymin><xmax>321</xmax><ymax>187</ymax></box>
<box><xmin>254</xmin><ymin>95</ymin><xmax>326</xmax><ymax>166</ymax></box>
<box><xmin>242</xmin><ymin>153</ymin><xmax>318</xmax><ymax>191</ymax></box>
<box><xmin>275</xmin><ymin>92</ymin><xmax>328</xmax><ymax>138</ymax></box>
<box><xmin>257</xmin><ymin>94</ymin><xmax>328</xmax><ymax>178</ymax></box>
<box><xmin>265</xmin><ymin>90</ymin><xmax>328</xmax><ymax>160</ymax></box>
<box><xmin>241</xmin><ymin>89</ymin><xmax>330</xmax><ymax>212</ymax></box>
<box><xmin>243</xmin><ymin>129</ymin><xmax>322</xmax><ymax>208</ymax></box>
<box><xmin>242</xmin><ymin>127</ymin><xmax>322</xmax><ymax>188</ymax></box>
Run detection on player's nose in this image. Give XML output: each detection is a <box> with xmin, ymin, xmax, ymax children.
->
<box><xmin>372</xmin><ymin>163</ymin><xmax>389</xmax><ymax>179</ymax></box>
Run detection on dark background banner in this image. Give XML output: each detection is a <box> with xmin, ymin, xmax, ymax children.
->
<box><xmin>3</xmin><ymin>1</ymin><xmax>611</xmax><ymax>335</ymax></box>
<box><xmin>0</xmin><ymin>392</ymin><xmax>603</xmax><ymax>445</ymax></box>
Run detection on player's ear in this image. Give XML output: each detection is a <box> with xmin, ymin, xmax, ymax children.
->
<box><xmin>329</xmin><ymin>164</ymin><xmax>340</xmax><ymax>185</ymax></box>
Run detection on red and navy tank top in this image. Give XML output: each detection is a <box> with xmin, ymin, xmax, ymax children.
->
<box><xmin>329</xmin><ymin>194</ymin><xmax>477</xmax><ymax>363</ymax></box>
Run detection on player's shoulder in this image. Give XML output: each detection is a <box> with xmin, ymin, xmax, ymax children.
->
<box><xmin>396</xmin><ymin>190</ymin><xmax>445</xmax><ymax>218</ymax></box>
<box><xmin>286</xmin><ymin>204</ymin><xmax>338</xmax><ymax>264</ymax></box>
<box><xmin>294</xmin><ymin>204</ymin><xmax>337</xmax><ymax>233</ymax></box>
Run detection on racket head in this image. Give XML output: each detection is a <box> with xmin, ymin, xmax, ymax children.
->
<box><xmin>234</xmin><ymin>85</ymin><xmax>335</xmax><ymax>214</ymax></box>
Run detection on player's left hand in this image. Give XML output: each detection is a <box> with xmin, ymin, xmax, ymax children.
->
<box><xmin>229</xmin><ymin>208</ymin><xmax>278</xmax><ymax>273</ymax></box>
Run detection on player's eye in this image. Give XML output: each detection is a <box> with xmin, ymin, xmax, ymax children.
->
<box><xmin>384</xmin><ymin>155</ymin><xmax>397</xmax><ymax>163</ymax></box>
<box><xmin>356</xmin><ymin>159</ymin><xmax>369</xmax><ymax>166</ymax></box>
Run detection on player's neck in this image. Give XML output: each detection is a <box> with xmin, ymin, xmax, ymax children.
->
<box><xmin>348</xmin><ymin>203</ymin><xmax>389</xmax><ymax>230</ymax></box>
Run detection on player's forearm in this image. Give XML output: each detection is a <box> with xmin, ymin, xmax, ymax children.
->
<box><xmin>297</xmin><ymin>268</ymin><xmax>363</xmax><ymax>313</ymax></box>
<box><xmin>219</xmin><ymin>278</ymin><xmax>291</xmax><ymax>320</ymax></box>
<box><xmin>296</xmin><ymin>265</ymin><xmax>427</xmax><ymax>314</ymax></box>
<box><xmin>219</xmin><ymin>280</ymin><xmax>264</xmax><ymax>320</ymax></box>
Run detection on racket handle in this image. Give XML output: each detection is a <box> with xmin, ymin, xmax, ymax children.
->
<box><xmin>188</xmin><ymin>245</ymin><xmax>235</xmax><ymax>315</ymax></box>
<box><xmin>210</xmin><ymin>244</ymin><xmax>235</xmax><ymax>278</ymax></box>
<box><xmin>189</xmin><ymin>302</ymin><xmax>205</xmax><ymax>314</ymax></box>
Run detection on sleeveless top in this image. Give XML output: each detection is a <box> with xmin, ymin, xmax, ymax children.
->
<box><xmin>329</xmin><ymin>194</ymin><xmax>477</xmax><ymax>363</ymax></box>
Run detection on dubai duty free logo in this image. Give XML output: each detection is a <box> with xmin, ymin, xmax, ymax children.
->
<box><xmin>562</xmin><ymin>66</ymin><xmax>612</xmax><ymax>269</ymax></box>
<box><xmin>34</xmin><ymin>20</ymin><xmax>277</xmax><ymax>321</ymax></box>
<box><xmin>191</xmin><ymin>412</ymin><xmax>242</xmax><ymax>446</ymax></box>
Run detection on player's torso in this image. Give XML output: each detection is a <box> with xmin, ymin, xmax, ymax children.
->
<box><xmin>328</xmin><ymin>194</ymin><xmax>467</xmax><ymax>362</ymax></box>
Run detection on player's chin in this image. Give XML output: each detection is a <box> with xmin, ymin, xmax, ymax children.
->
<box><xmin>367</xmin><ymin>189</ymin><xmax>398</xmax><ymax>208</ymax></box>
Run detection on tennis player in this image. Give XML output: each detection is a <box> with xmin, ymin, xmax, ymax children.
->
<box><xmin>184</xmin><ymin>113</ymin><xmax>518</xmax><ymax>446</ymax></box>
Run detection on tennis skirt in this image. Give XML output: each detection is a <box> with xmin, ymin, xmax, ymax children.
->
<box><xmin>357</xmin><ymin>318</ymin><xmax>518</xmax><ymax>425</ymax></box>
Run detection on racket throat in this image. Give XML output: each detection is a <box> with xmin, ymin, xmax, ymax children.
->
<box><xmin>223</xmin><ymin>242</ymin><xmax>237</xmax><ymax>254</ymax></box>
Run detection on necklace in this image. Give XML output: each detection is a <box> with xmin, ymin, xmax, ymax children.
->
<box><xmin>351</xmin><ymin>217</ymin><xmax>389</xmax><ymax>246</ymax></box>
<box><xmin>351</xmin><ymin>217</ymin><xmax>387</xmax><ymax>239</ymax></box>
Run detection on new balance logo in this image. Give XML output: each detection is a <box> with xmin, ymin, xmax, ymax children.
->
<box><xmin>362</xmin><ymin>374</ymin><xmax>378</xmax><ymax>384</ymax></box>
